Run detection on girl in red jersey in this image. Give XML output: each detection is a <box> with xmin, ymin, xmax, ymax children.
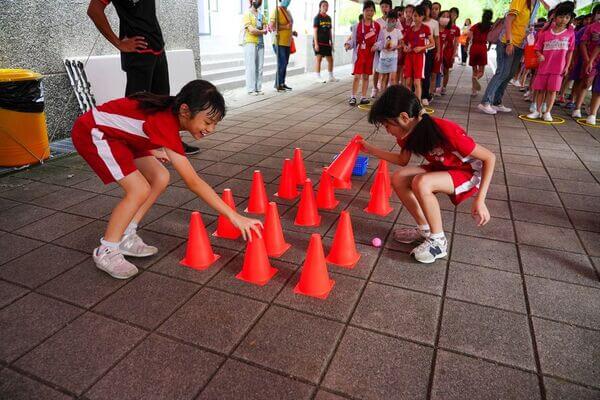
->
<box><xmin>402</xmin><ymin>5</ymin><xmax>435</xmax><ymax>105</ymax></box>
<box><xmin>441</xmin><ymin>8</ymin><xmax>461</xmax><ymax>94</ymax></box>
<box><xmin>71</xmin><ymin>80</ymin><xmax>262</xmax><ymax>279</ymax></box>
<box><xmin>360</xmin><ymin>85</ymin><xmax>496</xmax><ymax>264</ymax></box>
<box><xmin>468</xmin><ymin>9</ymin><xmax>493</xmax><ymax>96</ymax></box>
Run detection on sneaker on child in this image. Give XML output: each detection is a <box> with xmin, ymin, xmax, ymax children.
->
<box><xmin>93</xmin><ymin>247</ymin><xmax>139</xmax><ymax>279</ymax></box>
<box><xmin>411</xmin><ymin>236</ymin><xmax>448</xmax><ymax>264</ymax></box>
<box><xmin>119</xmin><ymin>233</ymin><xmax>158</xmax><ymax>257</ymax></box>
<box><xmin>542</xmin><ymin>112</ymin><xmax>553</xmax><ymax>122</ymax></box>
<box><xmin>393</xmin><ymin>227</ymin><xmax>430</xmax><ymax>244</ymax></box>
<box><xmin>349</xmin><ymin>97</ymin><xmax>357</xmax><ymax>106</ymax></box>
<box><xmin>586</xmin><ymin>115</ymin><xmax>597</xmax><ymax>125</ymax></box>
<box><xmin>527</xmin><ymin>111</ymin><xmax>541</xmax><ymax>119</ymax></box>
<box><xmin>572</xmin><ymin>109</ymin><xmax>582</xmax><ymax>118</ymax></box>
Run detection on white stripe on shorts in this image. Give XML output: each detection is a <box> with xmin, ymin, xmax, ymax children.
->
<box><xmin>91</xmin><ymin>128</ymin><xmax>125</xmax><ymax>181</ymax></box>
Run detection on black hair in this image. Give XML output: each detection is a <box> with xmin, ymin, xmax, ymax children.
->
<box><xmin>414</xmin><ymin>5</ymin><xmax>426</xmax><ymax>17</ymax></box>
<box><xmin>395</xmin><ymin>6</ymin><xmax>405</xmax><ymax>13</ymax></box>
<box><xmin>481</xmin><ymin>9</ymin><xmax>493</xmax><ymax>31</ymax></box>
<box><xmin>386</xmin><ymin>10</ymin><xmax>398</xmax><ymax>20</ymax></box>
<box><xmin>129</xmin><ymin>79</ymin><xmax>226</xmax><ymax>120</ymax></box>
<box><xmin>440</xmin><ymin>10</ymin><xmax>452</xmax><ymax>29</ymax></box>
<box><xmin>380</xmin><ymin>0</ymin><xmax>393</xmax><ymax>7</ymax></box>
<box><xmin>421</xmin><ymin>0</ymin><xmax>432</xmax><ymax>10</ymax></box>
<box><xmin>537</xmin><ymin>17</ymin><xmax>547</xmax><ymax>23</ymax></box>
<box><xmin>363</xmin><ymin>0</ymin><xmax>375</xmax><ymax>11</ymax></box>
<box><xmin>358</xmin><ymin>13</ymin><xmax>364</xmax><ymax>22</ymax></box>
<box><xmin>405</xmin><ymin>4</ymin><xmax>415</xmax><ymax>10</ymax></box>
<box><xmin>432</xmin><ymin>2</ymin><xmax>441</xmax><ymax>8</ymax></box>
<box><xmin>319</xmin><ymin>0</ymin><xmax>328</xmax><ymax>7</ymax></box>
<box><xmin>450</xmin><ymin>7</ymin><xmax>459</xmax><ymax>17</ymax></box>
<box><xmin>368</xmin><ymin>85</ymin><xmax>445</xmax><ymax>156</ymax></box>
<box><xmin>594</xmin><ymin>4</ymin><xmax>600</xmax><ymax>15</ymax></box>
<box><xmin>554</xmin><ymin>1</ymin><xmax>575</xmax><ymax>18</ymax></box>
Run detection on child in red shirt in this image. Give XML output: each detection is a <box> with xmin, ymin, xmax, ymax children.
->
<box><xmin>441</xmin><ymin>8</ymin><xmax>461</xmax><ymax>93</ymax></box>
<box><xmin>468</xmin><ymin>9</ymin><xmax>493</xmax><ymax>96</ymax></box>
<box><xmin>71</xmin><ymin>80</ymin><xmax>262</xmax><ymax>279</ymax></box>
<box><xmin>402</xmin><ymin>5</ymin><xmax>434</xmax><ymax>105</ymax></box>
<box><xmin>360</xmin><ymin>85</ymin><xmax>496</xmax><ymax>264</ymax></box>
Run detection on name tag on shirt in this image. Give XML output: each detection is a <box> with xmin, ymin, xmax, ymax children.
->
<box><xmin>365</xmin><ymin>31</ymin><xmax>376</xmax><ymax>40</ymax></box>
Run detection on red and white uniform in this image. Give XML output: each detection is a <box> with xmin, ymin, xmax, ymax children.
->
<box><xmin>71</xmin><ymin>98</ymin><xmax>184</xmax><ymax>184</ymax></box>
<box><xmin>469</xmin><ymin>23</ymin><xmax>488</xmax><ymax>67</ymax></box>
<box><xmin>353</xmin><ymin>20</ymin><xmax>381</xmax><ymax>75</ymax></box>
<box><xmin>442</xmin><ymin>25</ymin><xmax>460</xmax><ymax>69</ymax></box>
<box><xmin>397</xmin><ymin>20</ymin><xmax>412</xmax><ymax>67</ymax></box>
<box><xmin>403</xmin><ymin>24</ymin><xmax>431</xmax><ymax>79</ymax></box>
<box><xmin>397</xmin><ymin>117</ymin><xmax>482</xmax><ymax>205</ymax></box>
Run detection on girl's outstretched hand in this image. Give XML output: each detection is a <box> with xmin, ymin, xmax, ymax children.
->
<box><xmin>358</xmin><ymin>139</ymin><xmax>375</xmax><ymax>155</ymax></box>
<box><xmin>471</xmin><ymin>199</ymin><xmax>491</xmax><ymax>226</ymax></box>
<box><xmin>230</xmin><ymin>213</ymin><xmax>263</xmax><ymax>241</ymax></box>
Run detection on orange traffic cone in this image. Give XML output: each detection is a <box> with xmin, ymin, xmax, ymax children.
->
<box><xmin>236</xmin><ymin>229</ymin><xmax>278</xmax><ymax>286</ymax></box>
<box><xmin>332</xmin><ymin>176</ymin><xmax>352</xmax><ymax>190</ymax></box>
<box><xmin>295</xmin><ymin>178</ymin><xmax>321</xmax><ymax>227</ymax></box>
<box><xmin>264</xmin><ymin>202</ymin><xmax>291</xmax><ymax>257</ymax></box>
<box><xmin>294</xmin><ymin>234</ymin><xmax>335</xmax><ymax>299</ymax></box>
<box><xmin>364</xmin><ymin>170</ymin><xmax>394</xmax><ymax>216</ymax></box>
<box><xmin>245</xmin><ymin>170</ymin><xmax>268</xmax><ymax>214</ymax></box>
<box><xmin>292</xmin><ymin>148</ymin><xmax>307</xmax><ymax>186</ymax></box>
<box><xmin>326</xmin><ymin>211</ymin><xmax>361</xmax><ymax>268</ymax></box>
<box><xmin>327</xmin><ymin>135</ymin><xmax>362</xmax><ymax>183</ymax></box>
<box><xmin>371</xmin><ymin>159</ymin><xmax>392</xmax><ymax>198</ymax></box>
<box><xmin>316</xmin><ymin>168</ymin><xmax>339</xmax><ymax>210</ymax></box>
<box><xmin>213</xmin><ymin>189</ymin><xmax>242</xmax><ymax>240</ymax></box>
<box><xmin>180</xmin><ymin>211</ymin><xmax>221</xmax><ymax>270</ymax></box>
<box><xmin>274</xmin><ymin>158</ymin><xmax>298</xmax><ymax>200</ymax></box>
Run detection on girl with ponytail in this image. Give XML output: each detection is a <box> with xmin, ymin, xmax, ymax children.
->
<box><xmin>71</xmin><ymin>79</ymin><xmax>262</xmax><ymax>279</ymax></box>
<box><xmin>361</xmin><ymin>85</ymin><xmax>496</xmax><ymax>264</ymax></box>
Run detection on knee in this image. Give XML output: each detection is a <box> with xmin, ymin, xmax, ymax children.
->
<box><xmin>127</xmin><ymin>181</ymin><xmax>152</xmax><ymax>205</ymax></box>
<box><xmin>152</xmin><ymin>167</ymin><xmax>170</xmax><ymax>193</ymax></box>
<box><xmin>411</xmin><ymin>174</ymin><xmax>431</xmax><ymax>196</ymax></box>
<box><xmin>391</xmin><ymin>169</ymin><xmax>412</xmax><ymax>189</ymax></box>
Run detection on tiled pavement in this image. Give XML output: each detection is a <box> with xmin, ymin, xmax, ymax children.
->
<box><xmin>1</xmin><ymin>65</ymin><xmax>600</xmax><ymax>399</ymax></box>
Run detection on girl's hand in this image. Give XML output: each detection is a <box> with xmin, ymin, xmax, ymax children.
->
<box><xmin>471</xmin><ymin>199</ymin><xmax>491</xmax><ymax>227</ymax></box>
<box><xmin>537</xmin><ymin>54</ymin><xmax>545</xmax><ymax>63</ymax></box>
<box><xmin>585</xmin><ymin>62</ymin><xmax>594</xmax><ymax>75</ymax></box>
<box><xmin>150</xmin><ymin>148</ymin><xmax>170</xmax><ymax>164</ymax></box>
<box><xmin>230</xmin><ymin>213</ymin><xmax>263</xmax><ymax>241</ymax></box>
<box><xmin>358</xmin><ymin>139</ymin><xmax>375</xmax><ymax>155</ymax></box>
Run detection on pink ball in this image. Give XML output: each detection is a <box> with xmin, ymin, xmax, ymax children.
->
<box><xmin>372</xmin><ymin>237</ymin><xmax>382</xmax><ymax>247</ymax></box>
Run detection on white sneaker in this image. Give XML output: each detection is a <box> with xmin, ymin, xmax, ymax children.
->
<box><xmin>411</xmin><ymin>237</ymin><xmax>448</xmax><ymax>264</ymax></box>
<box><xmin>315</xmin><ymin>74</ymin><xmax>325</xmax><ymax>83</ymax></box>
<box><xmin>393</xmin><ymin>227</ymin><xmax>430</xmax><ymax>244</ymax></box>
<box><xmin>478</xmin><ymin>103</ymin><xmax>497</xmax><ymax>115</ymax></box>
<box><xmin>541</xmin><ymin>103</ymin><xmax>548</xmax><ymax>113</ymax></box>
<box><xmin>510</xmin><ymin>79</ymin><xmax>520</xmax><ymax>87</ymax></box>
<box><xmin>523</xmin><ymin>91</ymin><xmax>530</xmax><ymax>98</ymax></box>
<box><xmin>422</xmin><ymin>98</ymin><xmax>429</xmax><ymax>106</ymax></box>
<box><xmin>543</xmin><ymin>112</ymin><xmax>553</xmax><ymax>122</ymax></box>
<box><xmin>328</xmin><ymin>76</ymin><xmax>339</xmax><ymax>82</ymax></box>
<box><xmin>471</xmin><ymin>89</ymin><xmax>478</xmax><ymax>97</ymax></box>
<box><xmin>527</xmin><ymin>111</ymin><xmax>541</xmax><ymax>119</ymax></box>
<box><xmin>371</xmin><ymin>88</ymin><xmax>378</xmax><ymax>98</ymax></box>
<box><xmin>529</xmin><ymin>103</ymin><xmax>538</xmax><ymax>113</ymax></box>
<box><xmin>572</xmin><ymin>109</ymin><xmax>582</xmax><ymax>118</ymax></box>
<box><xmin>255</xmin><ymin>90</ymin><xmax>265</xmax><ymax>95</ymax></box>
<box><xmin>119</xmin><ymin>233</ymin><xmax>158</xmax><ymax>257</ymax></box>
<box><xmin>586</xmin><ymin>115</ymin><xmax>597</xmax><ymax>125</ymax></box>
<box><xmin>93</xmin><ymin>247</ymin><xmax>139</xmax><ymax>279</ymax></box>
<box><xmin>493</xmin><ymin>104</ymin><xmax>512</xmax><ymax>113</ymax></box>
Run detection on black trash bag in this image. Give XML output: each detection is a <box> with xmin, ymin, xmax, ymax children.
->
<box><xmin>0</xmin><ymin>79</ymin><xmax>45</xmax><ymax>113</ymax></box>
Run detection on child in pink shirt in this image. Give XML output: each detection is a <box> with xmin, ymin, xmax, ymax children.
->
<box><xmin>528</xmin><ymin>3</ymin><xmax>575</xmax><ymax>122</ymax></box>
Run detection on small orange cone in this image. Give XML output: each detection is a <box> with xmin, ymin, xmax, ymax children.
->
<box><xmin>245</xmin><ymin>170</ymin><xmax>268</xmax><ymax>214</ymax></box>
<box><xmin>332</xmin><ymin>176</ymin><xmax>352</xmax><ymax>190</ymax></box>
<box><xmin>180</xmin><ymin>211</ymin><xmax>221</xmax><ymax>270</ymax></box>
<box><xmin>213</xmin><ymin>189</ymin><xmax>242</xmax><ymax>240</ymax></box>
<box><xmin>326</xmin><ymin>211</ymin><xmax>361</xmax><ymax>268</ymax></box>
<box><xmin>327</xmin><ymin>135</ymin><xmax>362</xmax><ymax>183</ymax></box>
<box><xmin>274</xmin><ymin>158</ymin><xmax>299</xmax><ymax>200</ymax></box>
<box><xmin>264</xmin><ymin>202</ymin><xmax>291</xmax><ymax>257</ymax></box>
<box><xmin>316</xmin><ymin>168</ymin><xmax>339</xmax><ymax>210</ymax></box>
<box><xmin>236</xmin><ymin>229</ymin><xmax>278</xmax><ymax>286</ymax></box>
<box><xmin>371</xmin><ymin>159</ymin><xmax>392</xmax><ymax>198</ymax></box>
<box><xmin>295</xmin><ymin>178</ymin><xmax>321</xmax><ymax>227</ymax></box>
<box><xmin>364</xmin><ymin>170</ymin><xmax>394</xmax><ymax>217</ymax></box>
<box><xmin>292</xmin><ymin>148</ymin><xmax>307</xmax><ymax>186</ymax></box>
<box><xmin>294</xmin><ymin>234</ymin><xmax>335</xmax><ymax>299</ymax></box>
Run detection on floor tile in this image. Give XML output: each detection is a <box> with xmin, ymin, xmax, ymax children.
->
<box><xmin>431</xmin><ymin>350</ymin><xmax>541</xmax><ymax>400</ymax></box>
<box><xmin>15</xmin><ymin>313</ymin><xmax>145</xmax><ymax>395</ymax></box>
<box><xmin>64</xmin><ymin>194</ymin><xmax>121</xmax><ymax>218</ymax></box>
<box><xmin>511</xmin><ymin>202</ymin><xmax>571</xmax><ymax>228</ymax></box>
<box><xmin>526</xmin><ymin>276</ymin><xmax>600</xmax><ymax>330</ymax></box>
<box><xmin>544</xmin><ymin>376</ymin><xmax>600</xmax><ymax>400</ymax></box>
<box><xmin>351</xmin><ymin>282</ymin><xmax>441</xmax><ymax>345</ymax></box>
<box><xmin>0</xmin><ymin>293</ymin><xmax>82</xmax><ymax>363</ymax></box>
<box><xmin>533</xmin><ymin>317</ymin><xmax>600</xmax><ymax>388</ymax></box>
<box><xmin>0</xmin><ymin>233</ymin><xmax>44</xmax><ymax>266</ymax></box>
<box><xmin>197</xmin><ymin>359</ymin><xmax>314</xmax><ymax>400</ymax></box>
<box><xmin>86</xmin><ymin>334</ymin><xmax>223</xmax><ymax>400</ymax></box>
<box><xmin>446</xmin><ymin>262</ymin><xmax>526</xmax><ymax>312</ymax></box>
<box><xmin>454</xmin><ymin>213</ymin><xmax>515</xmax><ymax>242</ymax></box>
<box><xmin>0</xmin><ymin>280</ymin><xmax>28</xmax><ymax>309</ymax></box>
<box><xmin>579</xmin><ymin>230</ymin><xmax>600</xmax><ymax>257</ymax></box>
<box><xmin>515</xmin><ymin>221</ymin><xmax>584</xmax><ymax>253</ymax></box>
<box><xmin>159</xmin><ymin>287</ymin><xmax>266</xmax><ymax>353</ymax></box>
<box><xmin>145</xmin><ymin>209</ymin><xmax>216</xmax><ymax>239</ymax></box>
<box><xmin>1</xmin><ymin>181</ymin><xmax>62</xmax><ymax>202</ymax></box>
<box><xmin>439</xmin><ymin>299</ymin><xmax>535</xmax><ymax>370</ymax></box>
<box><xmin>567</xmin><ymin>209</ymin><xmax>600</xmax><ymax>233</ymax></box>
<box><xmin>508</xmin><ymin>187</ymin><xmax>562</xmax><ymax>207</ymax></box>
<box><xmin>154</xmin><ymin>185</ymin><xmax>198</xmax><ymax>208</ymax></box>
<box><xmin>94</xmin><ymin>272</ymin><xmax>199</xmax><ymax>329</ymax></box>
<box><xmin>322</xmin><ymin>326</ymin><xmax>432</xmax><ymax>400</ymax></box>
<box><xmin>15</xmin><ymin>212</ymin><xmax>93</xmax><ymax>242</ymax></box>
<box><xmin>451</xmin><ymin>234</ymin><xmax>519</xmax><ymax>273</ymax></box>
<box><xmin>234</xmin><ymin>305</ymin><xmax>344</xmax><ymax>383</ymax></box>
<box><xmin>0</xmin><ymin>203</ymin><xmax>56</xmax><ymax>232</ymax></box>
<box><xmin>31</xmin><ymin>187</ymin><xmax>96</xmax><ymax>210</ymax></box>
<box><xmin>0</xmin><ymin>369</ymin><xmax>72</xmax><ymax>400</ymax></box>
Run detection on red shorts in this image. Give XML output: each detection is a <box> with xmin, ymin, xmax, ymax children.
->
<box><xmin>404</xmin><ymin>52</ymin><xmax>426</xmax><ymax>80</ymax></box>
<box><xmin>433</xmin><ymin>55</ymin><xmax>442</xmax><ymax>74</ymax></box>
<box><xmin>397</xmin><ymin>50</ymin><xmax>405</xmax><ymax>67</ymax></box>
<box><xmin>532</xmin><ymin>73</ymin><xmax>563</xmax><ymax>92</ymax></box>
<box><xmin>353</xmin><ymin>49</ymin><xmax>375</xmax><ymax>75</ymax></box>
<box><xmin>422</xmin><ymin>164</ymin><xmax>481</xmax><ymax>205</ymax></box>
<box><xmin>469</xmin><ymin>45</ymin><xmax>487</xmax><ymax>67</ymax></box>
<box><xmin>442</xmin><ymin>50</ymin><xmax>455</xmax><ymax>70</ymax></box>
<box><xmin>71</xmin><ymin>117</ymin><xmax>153</xmax><ymax>184</ymax></box>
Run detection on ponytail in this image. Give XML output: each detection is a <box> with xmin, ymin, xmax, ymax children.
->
<box><xmin>368</xmin><ymin>85</ymin><xmax>445</xmax><ymax>156</ymax></box>
<box><xmin>127</xmin><ymin>79</ymin><xmax>226</xmax><ymax>120</ymax></box>
<box><xmin>480</xmin><ymin>9</ymin><xmax>493</xmax><ymax>32</ymax></box>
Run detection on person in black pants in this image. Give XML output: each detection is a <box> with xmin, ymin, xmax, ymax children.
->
<box><xmin>87</xmin><ymin>0</ymin><xmax>199</xmax><ymax>155</ymax></box>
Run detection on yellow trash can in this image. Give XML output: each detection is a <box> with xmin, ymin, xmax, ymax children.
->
<box><xmin>0</xmin><ymin>69</ymin><xmax>50</xmax><ymax>167</ymax></box>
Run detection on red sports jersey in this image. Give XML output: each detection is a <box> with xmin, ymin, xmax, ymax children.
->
<box><xmin>440</xmin><ymin>25</ymin><xmax>460</xmax><ymax>53</ymax></box>
<box><xmin>356</xmin><ymin>20</ymin><xmax>381</xmax><ymax>49</ymax></box>
<box><xmin>470</xmin><ymin>23</ymin><xmax>488</xmax><ymax>46</ymax></box>
<box><xmin>404</xmin><ymin>24</ymin><xmax>431</xmax><ymax>50</ymax></box>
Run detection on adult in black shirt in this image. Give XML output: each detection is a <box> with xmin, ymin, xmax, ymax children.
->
<box><xmin>312</xmin><ymin>0</ymin><xmax>338</xmax><ymax>83</ymax></box>
<box><xmin>87</xmin><ymin>0</ymin><xmax>199</xmax><ymax>154</ymax></box>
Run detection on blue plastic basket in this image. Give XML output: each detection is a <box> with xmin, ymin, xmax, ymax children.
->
<box><xmin>332</xmin><ymin>154</ymin><xmax>369</xmax><ymax>176</ymax></box>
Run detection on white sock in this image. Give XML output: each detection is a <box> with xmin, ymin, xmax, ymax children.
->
<box><xmin>329</xmin><ymin>71</ymin><xmax>335</xmax><ymax>78</ymax></box>
<box><xmin>98</xmin><ymin>237</ymin><xmax>120</xmax><ymax>254</ymax></box>
<box><xmin>430</xmin><ymin>232</ymin><xmax>446</xmax><ymax>242</ymax></box>
<box><xmin>350</xmin><ymin>93</ymin><xmax>356</xmax><ymax>98</ymax></box>
<box><xmin>417</xmin><ymin>224</ymin><xmax>430</xmax><ymax>232</ymax></box>
<box><xmin>124</xmin><ymin>221</ymin><xmax>138</xmax><ymax>236</ymax></box>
